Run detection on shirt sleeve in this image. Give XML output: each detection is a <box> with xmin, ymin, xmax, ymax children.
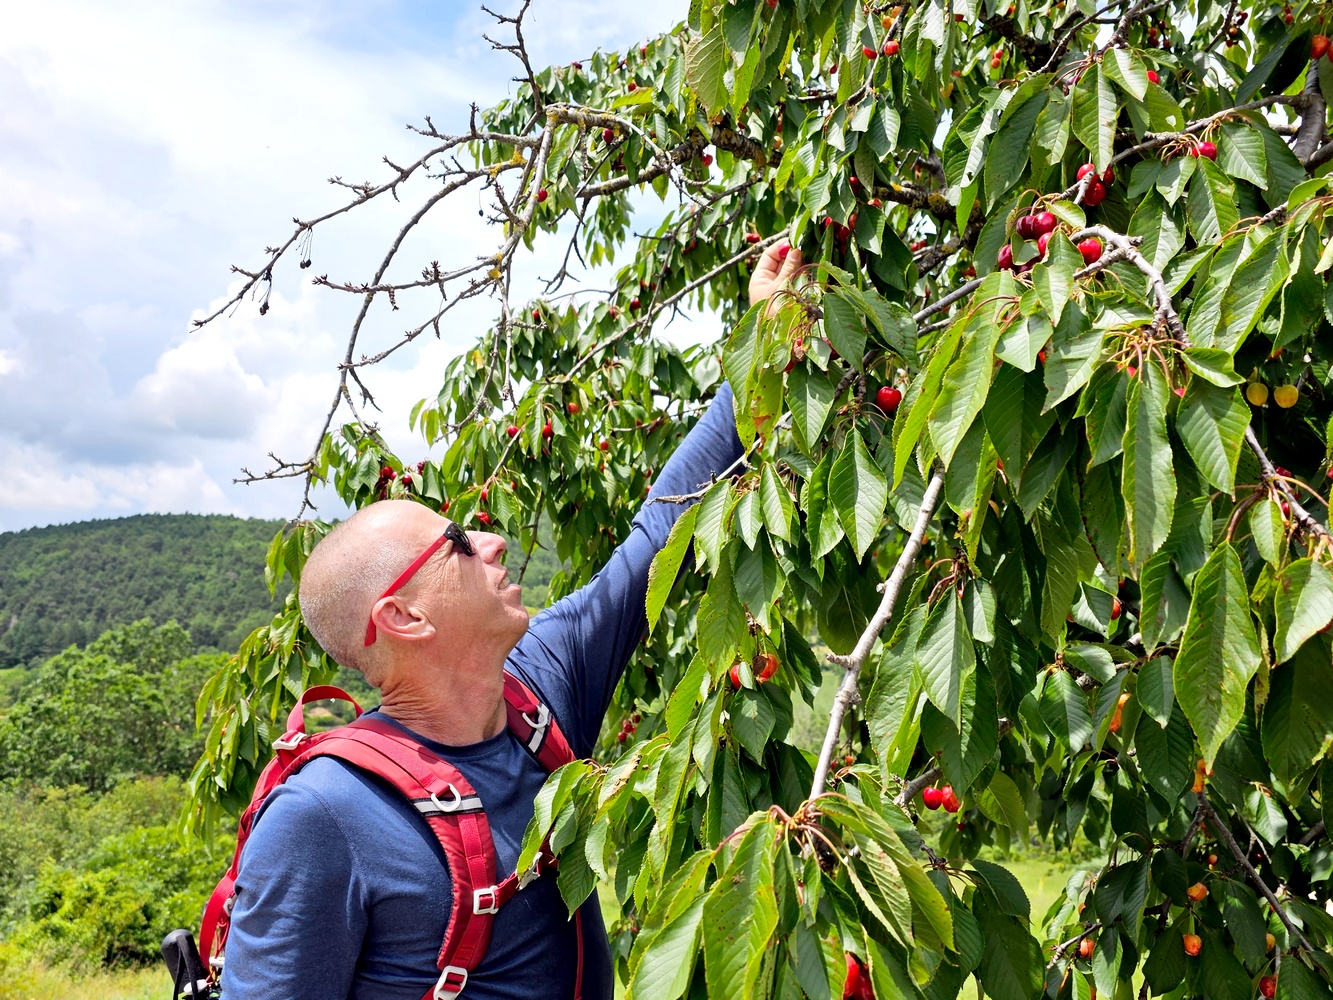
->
<box><xmin>218</xmin><ymin>781</ymin><xmax>367</xmax><ymax>999</ymax></box>
<box><xmin>515</xmin><ymin>382</ymin><xmax>744</xmax><ymax>755</ymax></box>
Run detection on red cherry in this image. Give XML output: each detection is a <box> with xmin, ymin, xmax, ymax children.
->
<box><xmin>1111</xmin><ymin>597</ymin><xmax>1122</xmax><ymax>620</ymax></box>
<box><xmin>1102</xmin><ymin>164</ymin><xmax>1115</xmax><ymax>185</ymax></box>
<box><xmin>627</xmin><ymin>80</ymin><xmax>637</xmax><ymax>92</ymax></box>
<box><xmin>599</xmin><ymin>439</ymin><xmax>609</xmax><ymax>451</ymax></box>
<box><xmin>745</xmin><ymin>232</ymin><xmax>762</xmax><ymax>244</ymax></box>
<box><xmin>1076</xmin><ymin>163</ymin><xmax>1097</xmax><ymax>180</ymax></box>
<box><xmin>541</xmin><ymin>421</ymin><xmax>553</xmax><ymax>439</ymax></box>
<box><xmin>755</xmin><ymin>652</ymin><xmax>780</xmax><ymax>681</ymax></box>
<box><xmin>1261</xmin><ymin>976</ymin><xmax>1277</xmax><ymax>999</ymax></box>
<box><xmin>997</xmin><ymin>244</ymin><xmax>1015</xmax><ymax>270</ymax></box>
<box><xmin>1147</xmin><ymin>69</ymin><xmax>1160</xmax><ymax>83</ymax></box>
<box><xmin>701</xmin><ymin>153</ymin><xmax>714</xmax><ymax>167</ymax></box>
<box><xmin>941</xmin><ymin>786</ymin><xmax>961</xmax><ymax>813</ymax></box>
<box><xmin>479</xmin><ymin>487</ymin><xmax>489</xmax><ymax>502</ymax></box>
<box><xmin>630</xmin><ymin>297</ymin><xmax>641</xmax><ymax>310</ymax></box>
<box><xmin>567</xmin><ymin>402</ymin><xmax>581</xmax><ymax>415</ymax></box>
<box><xmin>1077</xmin><ymin>237</ymin><xmax>1103</xmax><ymax>264</ymax></box>
<box><xmin>729</xmin><ymin>663</ymin><xmax>742</xmax><ymax>689</ymax></box>
<box><xmin>536</xmin><ymin>188</ymin><xmax>548</xmax><ymax>203</ymax></box>
<box><xmin>506</xmin><ymin>425</ymin><xmax>519</xmax><ymax>438</ymax></box>
<box><xmin>843</xmin><ymin>953</ymin><xmax>871</xmax><ymax>1000</ymax></box>
<box><xmin>1196</xmin><ymin>141</ymin><xmax>1218</xmax><ymax>160</ymax></box>
<box><xmin>1314</xmin><ymin>35</ymin><xmax>1330</xmax><ymax>60</ymax></box>
<box><xmin>777</xmin><ymin>243</ymin><xmax>791</xmax><ymax>259</ymax></box>
<box><xmin>477</xmin><ymin>511</ymin><xmax>491</xmax><ymax>525</ymax></box>
<box><xmin>863</xmin><ymin>44</ymin><xmax>878</xmax><ymax>59</ymax></box>
<box><xmin>1038</xmin><ymin>232</ymin><xmax>1052</xmax><ymax>257</ymax></box>
<box><xmin>571</xmin><ymin>61</ymin><xmax>582</xmax><ymax>70</ymax></box>
<box><xmin>922</xmin><ymin>786</ymin><xmax>944</xmax><ymax>810</ymax></box>
<box><xmin>884</xmin><ymin>39</ymin><xmax>900</xmax><ymax>55</ymax></box>
<box><xmin>416</xmin><ymin>461</ymin><xmax>426</xmax><ymax>475</ymax></box>
<box><xmin>617</xmin><ymin>731</ymin><xmax>627</xmax><ymax>743</ymax></box>
<box><xmin>869</xmin><ymin>197</ymin><xmax>883</xmax><ymax>208</ymax></box>
<box><xmin>849</xmin><ymin>176</ymin><xmax>861</xmax><ymax>188</ymax></box>
<box><xmin>602</xmin><ymin>127</ymin><xmax>615</xmax><ymax>143</ymax></box>
<box><xmin>1033</xmin><ymin>211</ymin><xmax>1057</xmax><ymax>237</ymax></box>
<box><xmin>1083</xmin><ymin>180</ymin><xmax>1107</xmax><ymax>207</ymax></box>
<box><xmin>380</xmin><ymin>465</ymin><xmax>395</xmax><ymax>480</ymax></box>
<box><xmin>875</xmin><ymin>385</ymin><xmax>903</xmax><ymax>413</ymax></box>
<box><xmin>1016</xmin><ymin>214</ymin><xmax>1037</xmax><ymax>240</ymax></box>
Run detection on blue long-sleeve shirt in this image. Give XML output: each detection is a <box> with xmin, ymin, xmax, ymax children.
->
<box><xmin>219</xmin><ymin>383</ymin><xmax>743</xmax><ymax>999</ymax></box>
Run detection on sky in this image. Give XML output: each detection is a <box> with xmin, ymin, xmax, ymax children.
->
<box><xmin>0</xmin><ymin>0</ymin><xmax>711</xmax><ymax>533</ymax></box>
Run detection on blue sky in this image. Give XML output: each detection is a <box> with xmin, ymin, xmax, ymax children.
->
<box><xmin>0</xmin><ymin>1</ymin><xmax>705</xmax><ymax>532</ymax></box>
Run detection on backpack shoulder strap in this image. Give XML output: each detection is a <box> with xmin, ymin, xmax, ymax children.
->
<box><xmin>502</xmin><ymin>671</ymin><xmax>576</xmax><ymax>771</ymax></box>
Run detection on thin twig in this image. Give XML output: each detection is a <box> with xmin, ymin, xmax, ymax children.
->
<box><xmin>809</xmin><ymin>467</ymin><xmax>948</xmax><ymax>798</ymax></box>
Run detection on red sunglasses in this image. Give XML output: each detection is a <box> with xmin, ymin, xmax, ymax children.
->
<box><xmin>363</xmin><ymin>522</ymin><xmax>475</xmax><ymax>646</ymax></box>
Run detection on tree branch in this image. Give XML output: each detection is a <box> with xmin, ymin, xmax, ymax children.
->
<box><xmin>809</xmin><ymin>467</ymin><xmax>948</xmax><ymax>799</ymax></box>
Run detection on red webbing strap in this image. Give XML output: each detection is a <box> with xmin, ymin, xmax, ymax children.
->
<box><xmin>285</xmin><ymin>684</ymin><xmax>363</xmax><ymax>733</ymax></box>
<box><xmin>502</xmin><ymin>672</ymin><xmax>576</xmax><ymax>771</ymax></box>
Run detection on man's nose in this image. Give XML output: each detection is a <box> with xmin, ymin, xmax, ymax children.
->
<box><xmin>469</xmin><ymin>530</ymin><xmax>507</xmax><ymax>560</ymax></box>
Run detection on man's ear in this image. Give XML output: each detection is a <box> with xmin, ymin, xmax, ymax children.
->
<box><xmin>368</xmin><ymin>596</ymin><xmax>436</xmax><ymax>644</ymax></box>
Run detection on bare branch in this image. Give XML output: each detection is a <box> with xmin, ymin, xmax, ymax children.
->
<box><xmin>809</xmin><ymin>467</ymin><xmax>948</xmax><ymax>798</ymax></box>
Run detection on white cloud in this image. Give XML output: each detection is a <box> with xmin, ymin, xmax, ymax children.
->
<box><xmin>0</xmin><ymin>0</ymin><xmax>695</xmax><ymax>532</ymax></box>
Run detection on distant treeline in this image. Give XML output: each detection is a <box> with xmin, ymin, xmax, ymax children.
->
<box><xmin>0</xmin><ymin>512</ymin><xmax>568</xmax><ymax>671</ymax></box>
<box><xmin>0</xmin><ymin>514</ymin><xmax>285</xmax><ymax>670</ymax></box>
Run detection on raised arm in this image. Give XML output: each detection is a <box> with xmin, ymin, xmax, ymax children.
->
<box><xmin>512</xmin><ymin>242</ymin><xmax>804</xmax><ymax>755</ymax></box>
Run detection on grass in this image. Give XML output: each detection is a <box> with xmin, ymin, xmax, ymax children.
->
<box><xmin>0</xmin><ymin>960</ymin><xmax>167</xmax><ymax>1000</ymax></box>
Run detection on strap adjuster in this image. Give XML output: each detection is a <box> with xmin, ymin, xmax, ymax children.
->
<box><xmin>271</xmin><ymin>732</ymin><xmax>306</xmax><ymax>751</ymax></box>
<box><xmin>518</xmin><ymin>851</ymin><xmax>544</xmax><ymax>890</ymax></box>
<box><xmin>429</xmin><ymin>785</ymin><xmax>462</xmax><ymax>813</ymax></box>
<box><xmin>473</xmin><ymin>885</ymin><xmax>500</xmax><ymax>914</ymax></box>
<box><xmin>434</xmin><ymin>965</ymin><xmax>468</xmax><ymax>1000</ymax></box>
<box><xmin>521</xmin><ymin>703</ymin><xmax>550</xmax><ymax>730</ymax></box>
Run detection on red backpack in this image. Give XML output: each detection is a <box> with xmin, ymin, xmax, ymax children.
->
<box><xmin>198</xmin><ymin>673</ymin><xmax>584</xmax><ymax>1000</ymax></box>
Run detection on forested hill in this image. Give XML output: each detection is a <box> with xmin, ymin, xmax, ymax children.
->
<box><xmin>0</xmin><ymin>513</ymin><xmax>568</xmax><ymax>670</ymax></box>
<box><xmin>0</xmin><ymin>514</ymin><xmax>284</xmax><ymax>669</ymax></box>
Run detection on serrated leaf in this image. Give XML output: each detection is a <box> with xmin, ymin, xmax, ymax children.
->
<box><xmin>1039</xmin><ymin>669</ymin><xmax>1093</xmax><ymax>751</ymax></box>
<box><xmin>1122</xmin><ymin>366</ymin><xmax>1176</xmax><ymax>567</ymax></box>
<box><xmin>789</xmin><ymin>364</ymin><xmax>839</xmax><ymax>452</ymax></box>
<box><xmin>1103</xmin><ymin>47</ymin><xmax>1148</xmax><ymax>100</ymax></box>
<box><xmin>1034</xmin><ymin>234</ymin><xmax>1080</xmax><ymax>328</ymax></box>
<box><xmin>646</xmin><ymin>505</ymin><xmax>700</xmax><ymax>632</ymax></box>
<box><xmin>685</xmin><ymin>26</ymin><xmax>729</xmax><ymax>112</ymax></box>
<box><xmin>1176</xmin><ymin>380</ymin><xmax>1248</xmax><ymax>494</ymax></box>
<box><xmin>1137</xmin><ymin>654</ymin><xmax>1175</xmax><ymax>726</ymax></box>
<box><xmin>1250</xmin><ymin>498</ymin><xmax>1285</xmax><ymax>565</ymax></box>
<box><xmin>916</xmin><ymin>591</ymin><xmax>975</xmax><ymax>726</ymax></box>
<box><xmin>1071</xmin><ymin>63</ymin><xmax>1117</xmax><ymax>170</ymax></box>
<box><xmin>1182</xmin><ymin>347</ymin><xmax>1244</xmax><ymax>386</ymax></box>
<box><xmin>702</xmin><ymin>819</ymin><xmax>779</xmax><ymax>1000</ymax></box>
<box><xmin>693</xmin><ymin>479</ymin><xmax>733</xmax><ymax>574</ymax></box>
<box><xmin>928</xmin><ymin>314</ymin><xmax>1002</xmax><ymax>468</ymax></box>
<box><xmin>1263</xmin><ymin>641</ymin><xmax>1333</xmax><ymax>784</ymax></box>
<box><xmin>1275</xmin><ymin>558</ymin><xmax>1333</xmax><ymax>663</ymax></box>
<box><xmin>829</xmin><ymin>429</ymin><xmax>888</xmax><ymax>559</ymax></box>
<box><xmin>1188</xmin><ymin>158</ymin><xmax>1238</xmax><ymax>246</ymax></box>
<box><xmin>823</xmin><ymin>291</ymin><xmax>867</xmax><ymax>371</ymax></box>
<box><xmin>1174</xmin><ymin>543</ymin><xmax>1263</xmax><ymax>766</ymax></box>
<box><xmin>760</xmin><ymin>464</ymin><xmax>794</xmax><ymax>542</ymax></box>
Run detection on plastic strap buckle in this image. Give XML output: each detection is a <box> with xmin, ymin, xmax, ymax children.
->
<box><xmin>473</xmin><ymin>886</ymin><xmax>500</xmax><ymax>915</ymax></box>
<box><xmin>271</xmin><ymin>732</ymin><xmax>306</xmax><ymax>751</ymax></box>
<box><xmin>518</xmin><ymin>850</ymin><xmax>544</xmax><ymax>890</ymax></box>
<box><xmin>434</xmin><ymin>965</ymin><xmax>468</xmax><ymax>1000</ymax></box>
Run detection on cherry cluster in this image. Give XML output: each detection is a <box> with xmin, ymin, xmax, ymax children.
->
<box><xmin>921</xmin><ymin>784</ymin><xmax>961</xmax><ymax>813</ymax></box>
<box><xmin>728</xmin><ymin>651</ymin><xmax>779</xmax><ymax>689</ymax></box>
<box><xmin>615</xmin><ymin>710</ymin><xmax>642</xmax><ymax>744</ymax></box>
<box><xmin>997</xmin><ymin>199</ymin><xmax>1102</xmax><ymax>275</ymax></box>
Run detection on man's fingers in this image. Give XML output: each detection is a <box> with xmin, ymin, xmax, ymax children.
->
<box><xmin>776</xmin><ymin>245</ymin><xmax>803</xmax><ymax>283</ymax></box>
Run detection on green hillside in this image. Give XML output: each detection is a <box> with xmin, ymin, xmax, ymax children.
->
<box><xmin>0</xmin><ymin>514</ymin><xmax>285</xmax><ymax>670</ymax></box>
<box><xmin>0</xmin><ymin>513</ymin><xmax>568</xmax><ymax>671</ymax></box>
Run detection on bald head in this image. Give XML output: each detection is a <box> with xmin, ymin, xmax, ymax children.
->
<box><xmin>299</xmin><ymin>501</ymin><xmax>442</xmax><ymax>684</ymax></box>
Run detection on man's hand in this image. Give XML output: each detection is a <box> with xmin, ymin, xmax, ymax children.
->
<box><xmin>748</xmin><ymin>240</ymin><xmax>804</xmax><ymax>316</ymax></box>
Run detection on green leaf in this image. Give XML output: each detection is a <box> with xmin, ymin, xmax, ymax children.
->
<box><xmin>1121</xmin><ymin>366</ymin><xmax>1176</xmax><ymax>568</ymax></box>
<box><xmin>1137</xmin><ymin>654</ymin><xmax>1175</xmax><ymax>726</ymax></box>
<box><xmin>1071</xmin><ymin>63</ymin><xmax>1117</xmax><ymax>170</ymax></box>
<box><xmin>974</xmin><ymin>890</ymin><xmax>1042</xmax><ymax>1000</ymax></box>
<box><xmin>805</xmin><ymin>448</ymin><xmax>845</xmax><ymax>559</ymax></box>
<box><xmin>760</xmin><ymin>465</ymin><xmax>794</xmax><ymax>542</ymax></box>
<box><xmin>1218</xmin><ymin>122</ymin><xmax>1268</xmax><ymax>189</ymax></box>
<box><xmin>823</xmin><ymin>291</ymin><xmax>867</xmax><ymax>370</ymax></box>
<box><xmin>916</xmin><ymin>591</ymin><xmax>975</xmax><ymax>726</ymax></box>
<box><xmin>789</xmin><ymin>364</ymin><xmax>839</xmax><ymax>452</ymax></box>
<box><xmin>1033</xmin><ymin>234</ymin><xmax>1080</xmax><ymax>328</ymax></box>
<box><xmin>627</xmin><ymin>898</ymin><xmax>705</xmax><ymax>1000</ymax></box>
<box><xmin>1214</xmin><ymin>231</ymin><xmax>1289</xmax><ymax>355</ymax></box>
<box><xmin>693</xmin><ymin>479</ymin><xmax>733</xmax><ymax>574</ymax></box>
<box><xmin>646</xmin><ymin>505</ymin><xmax>699</xmax><ymax>633</ymax></box>
<box><xmin>685</xmin><ymin>26</ymin><xmax>729</xmax><ymax>112</ymax></box>
<box><xmin>1039</xmin><ymin>669</ymin><xmax>1093</xmax><ymax>752</ymax></box>
<box><xmin>1263</xmin><ymin>641</ymin><xmax>1333</xmax><ymax>784</ymax></box>
<box><xmin>1187</xmin><ymin>158</ymin><xmax>1238</xmax><ymax>246</ymax></box>
<box><xmin>1276</xmin><ymin>955</ymin><xmax>1333</xmax><ymax>1000</ymax></box>
<box><xmin>702</xmin><ymin>819</ymin><xmax>779</xmax><ymax>1000</ymax></box>
<box><xmin>1250</xmin><ymin>498</ymin><xmax>1285</xmax><ymax>566</ymax></box>
<box><xmin>984</xmin><ymin>92</ymin><xmax>1045</xmax><ymax>208</ymax></box>
<box><xmin>829</xmin><ymin>429</ymin><xmax>889</xmax><ymax>560</ymax></box>
<box><xmin>1176</xmin><ymin>381</ymin><xmax>1248</xmax><ymax>494</ymax></box>
<box><xmin>1174</xmin><ymin>543</ymin><xmax>1263</xmax><ymax>766</ymax></box>
<box><xmin>1274</xmin><ymin>558</ymin><xmax>1333</xmax><ymax>663</ymax></box>
<box><xmin>927</xmin><ymin>313</ymin><xmax>1002</xmax><ymax>468</ymax></box>
<box><xmin>1182</xmin><ymin>347</ymin><xmax>1244</xmax><ymax>387</ymax></box>
<box><xmin>1103</xmin><ymin>47</ymin><xmax>1148</xmax><ymax>100</ymax></box>
<box><xmin>1137</xmin><ymin>702</ymin><xmax>1195</xmax><ymax>801</ymax></box>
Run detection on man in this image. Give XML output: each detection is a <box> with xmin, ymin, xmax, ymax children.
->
<box><xmin>219</xmin><ymin>240</ymin><xmax>803</xmax><ymax>999</ymax></box>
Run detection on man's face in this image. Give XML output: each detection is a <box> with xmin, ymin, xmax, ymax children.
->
<box><xmin>393</xmin><ymin>505</ymin><xmax>531</xmax><ymax>656</ymax></box>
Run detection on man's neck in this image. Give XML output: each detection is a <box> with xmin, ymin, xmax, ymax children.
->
<box><xmin>376</xmin><ymin>651</ymin><xmax>508</xmax><ymax>746</ymax></box>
